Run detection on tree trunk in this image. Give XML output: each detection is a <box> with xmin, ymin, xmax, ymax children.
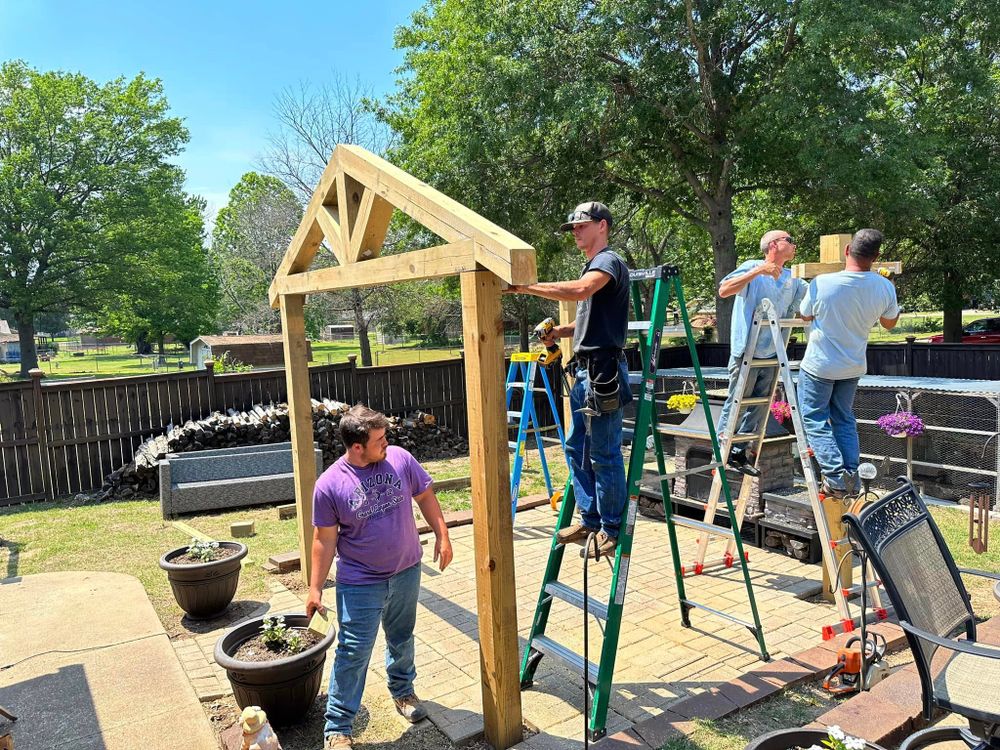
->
<box><xmin>941</xmin><ymin>271</ymin><xmax>965</xmax><ymax>343</ymax></box>
<box><xmin>135</xmin><ymin>331</ymin><xmax>153</xmax><ymax>355</ymax></box>
<box><xmin>157</xmin><ymin>336</ymin><xmax>166</xmax><ymax>355</ymax></box>
<box><xmin>518</xmin><ymin>309</ymin><xmax>530</xmax><ymax>352</ymax></box>
<box><xmin>707</xmin><ymin>192</ymin><xmax>737</xmax><ymax>345</ymax></box>
<box><xmin>352</xmin><ymin>290</ymin><xmax>373</xmax><ymax>367</ymax></box>
<box><xmin>15</xmin><ymin>311</ymin><xmax>38</xmax><ymax>377</ymax></box>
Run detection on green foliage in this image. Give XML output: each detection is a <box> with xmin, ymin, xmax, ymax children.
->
<box><xmin>0</xmin><ymin>60</ymin><xmax>189</xmax><ymax>374</ymax></box>
<box><xmin>213</xmin><ymin>351</ymin><xmax>253</xmax><ymax>373</ymax></box>
<box><xmin>187</xmin><ymin>539</ymin><xmax>220</xmax><ymax>562</ymax></box>
<box><xmin>260</xmin><ymin>615</ymin><xmax>305</xmax><ymax>653</ymax></box>
<box><xmin>210</xmin><ymin>172</ymin><xmax>300</xmax><ymax>334</ymax></box>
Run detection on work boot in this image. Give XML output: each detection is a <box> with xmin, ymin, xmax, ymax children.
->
<box><xmin>326</xmin><ymin>734</ymin><xmax>353</xmax><ymax>749</ymax></box>
<box><xmin>556</xmin><ymin>523</ymin><xmax>599</xmax><ymax>546</ymax></box>
<box><xmin>820</xmin><ymin>479</ymin><xmax>848</xmax><ymax>500</ymax></box>
<box><xmin>727</xmin><ymin>446</ymin><xmax>761</xmax><ymax>477</ymax></box>
<box><xmin>582</xmin><ymin>531</ymin><xmax>617</xmax><ymax>559</ymax></box>
<box><xmin>394</xmin><ymin>694</ymin><xmax>428</xmax><ymax>723</ymax></box>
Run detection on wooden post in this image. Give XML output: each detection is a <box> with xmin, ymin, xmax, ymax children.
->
<box><xmin>558</xmin><ymin>300</ymin><xmax>577</xmax><ymax>428</ymax></box>
<box><xmin>820</xmin><ymin>233</ymin><xmax>852</xmax><ymax>263</ymax></box>
<box><xmin>280</xmin><ymin>295</ymin><xmax>318</xmax><ymax>585</ymax></box>
<box><xmin>821</xmin><ymin>499</ymin><xmax>852</xmax><ymax>601</ymax></box>
<box><xmin>29</xmin><ymin>368</ymin><xmax>53</xmax><ymax>501</ymax></box>
<box><xmin>204</xmin><ymin>359</ymin><xmax>217</xmax><ymax>411</ymax></box>
<box><xmin>460</xmin><ymin>270</ymin><xmax>522</xmax><ymax>750</ymax></box>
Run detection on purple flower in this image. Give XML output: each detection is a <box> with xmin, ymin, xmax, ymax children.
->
<box><xmin>877</xmin><ymin>411</ymin><xmax>925</xmax><ymax>437</ymax></box>
<box><xmin>770</xmin><ymin>400</ymin><xmax>792</xmax><ymax>423</ymax></box>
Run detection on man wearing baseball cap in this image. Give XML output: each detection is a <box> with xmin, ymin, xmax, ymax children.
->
<box><xmin>505</xmin><ymin>201</ymin><xmax>631</xmax><ymax>559</ymax></box>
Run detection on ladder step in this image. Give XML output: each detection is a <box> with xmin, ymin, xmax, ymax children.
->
<box><xmin>507</xmin><ymin>410</ymin><xmax>520</xmax><ymax>419</ymax></box>
<box><xmin>508</xmin><ymin>441</ymin><xmax>519</xmax><ymax>451</ymax></box>
<box><xmin>749</xmin><ymin>359</ymin><xmax>778</xmax><ymax>368</ymax></box>
<box><xmin>646</xmin><ymin>461</ymin><xmax>723</xmax><ymax>482</ymax></box>
<box><xmin>681</xmin><ymin>599</ymin><xmax>755</xmax><ymax>631</ymax></box>
<box><xmin>544</xmin><ymin>582</ymin><xmax>609</xmax><ymax>620</ymax></box>
<box><xmin>738</xmin><ymin>397</ymin><xmax>772</xmax><ymax>407</ymax></box>
<box><xmin>628</xmin><ymin>321</ymin><xmax>688</xmax><ymax>337</ymax></box>
<box><xmin>539</xmin><ymin>436</ymin><xmax>564</xmax><ymax>445</ymax></box>
<box><xmin>508</xmin><ymin>382</ymin><xmax>528</xmax><ymax>388</ymax></box>
<box><xmin>671</xmin><ymin>517</ymin><xmax>736</xmax><ymax>538</ymax></box>
<box><xmin>656</xmin><ymin>425</ymin><xmax>758</xmax><ymax>443</ymax></box>
<box><xmin>841</xmin><ymin>581</ymin><xmax>882</xmax><ymax>596</ymax></box>
<box><xmin>530</xmin><ymin>635</ymin><xmax>599</xmax><ymax>684</ymax></box>
<box><xmin>779</xmin><ymin>318</ymin><xmax>807</xmax><ymax>328</ymax></box>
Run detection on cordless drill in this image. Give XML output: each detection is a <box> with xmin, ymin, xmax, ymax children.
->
<box><xmin>533</xmin><ymin>317</ymin><xmax>563</xmax><ymax>367</ymax></box>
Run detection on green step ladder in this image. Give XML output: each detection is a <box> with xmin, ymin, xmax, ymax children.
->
<box><xmin>519</xmin><ymin>265</ymin><xmax>769</xmax><ymax>741</ymax></box>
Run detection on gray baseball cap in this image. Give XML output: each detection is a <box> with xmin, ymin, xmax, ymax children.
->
<box><xmin>559</xmin><ymin>201</ymin><xmax>613</xmax><ymax>232</ymax></box>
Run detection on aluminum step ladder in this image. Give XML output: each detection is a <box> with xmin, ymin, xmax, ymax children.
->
<box><xmin>519</xmin><ymin>265</ymin><xmax>768</xmax><ymax>742</ymax></box>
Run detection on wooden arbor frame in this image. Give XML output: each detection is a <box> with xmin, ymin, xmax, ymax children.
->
<box><xmin>268</xmin><ymin>145</ymin><xmax>536</xmax><ymax>749</ymax></box>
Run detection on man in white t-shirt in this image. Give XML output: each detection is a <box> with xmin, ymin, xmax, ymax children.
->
<box><xmin>798</xmin><ymin>229</ymin><xmax>900</xmax><ymax>498</ymax></box>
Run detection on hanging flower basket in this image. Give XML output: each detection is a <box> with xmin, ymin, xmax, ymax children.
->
<box><xmin>770</xmin><ymin>400</ymin><xmax>792</xmax><ymax>424</ymax></box>
<box><xmin>877</xmin><ymin>411</ymin><xmax>924</xmax><ymax>438</ymax></box>
<box><xmin>667</xmin><ymin>393</ymin><xmax>697</xmax><ymax>414</ymax></box>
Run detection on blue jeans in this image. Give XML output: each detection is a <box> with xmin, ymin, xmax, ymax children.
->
<box><xmin>797</xmin><ymin>371</ymin><xmax>860</xmax><ymax>491</ymax></box>
<box><xmin>324</xmin><ymin>563</ymin><xmax>420</xmax><ymax>737</ymax></box>
<box><xmin>564</xmin><ymin>357</ymin><xmax>631</xmax><ymax>537</ymax></box>
<box><xmin>717</xmin><ymin>354</ymin><xmax>775</xmax><ymax>438</ymax></box>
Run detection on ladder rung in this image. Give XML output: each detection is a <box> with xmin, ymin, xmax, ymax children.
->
<box><xmin>508</xmin><ymin>441</ymin><xmax>519</xmax><ymax>451</ymax></box>
<box><xmin>682</xmin><ymin>599</ymin><xmax>755</xmax><ymax>631</ymax></box>
<box><xmin>841</xmin><ymin>581</ymin><xmax>882</xmax><ymax>596</ymax></box>
<box><xmin>507</xmin><ymin>410</ymin><xmax>520</xmax><ymax>419</ymax></box>
<box><xmin>738</xmin><ymin>397</ymin><xmax>772</xmax><ymax>407</ymax></box>
<box><xmin>508</xmin><ymin>381</ymin><xmax>527</xmax><ymax>388</ymax></box>
<box><xmin>671</xmin><ymin>517</ymin><xmax>736</xmax><ymax>538</ymax></box>
<box><xmin>628</xmin><ymin>321</ymin><xmax>688</xmax><ymax>337</ymax></box>
<box><xmin>530</xmin><ymin>635</ymin><xmax>599</xmax><ymax>684</ymax></box>
<box><xmin>656</xmin><ymin>425</ymin><xmax>758</xmax><ymax>443</ymax></box>
<box><xmin>646</xmin><ymin>461</ymin><xmax>723</xmax><ymax>482</ymax></box>
<box><xmin>544</xmin><ymin>582</ymin><xmax>609</xmax><ymax>620</ymax></box>
<box><xmin>749</xmin><ymin>359</ymin><xmax>778</xmax><ymax>368</ymax></box>
<box><xmin>539</xmin><ymin>436</ymin><xmax>563</xmax><ymax>445</ymax></box>
<box><xmin>779</xmin><ymin>318</ymin><xmax>807</xmax><ymax>328</ymax></box>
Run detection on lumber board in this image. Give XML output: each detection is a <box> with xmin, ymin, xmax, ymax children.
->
<box><xmin>792</xmin><ymin>260</ymin><xmax>902</xmax><ymax>279</ymax></box>
<box><xmin>315</xmin><ymin>205</ymin><xmax>347</xmax><ymax>265</ymax></box>
<box><xmin>349</xmin><ymin>188</ymin><xmax>394</xmax><ymax>263</ymax></box>
<box><xmin>558</xmin><ymin>300</ymin><xmax>577</xmax><ymax>428</ymax></box>
<box><xmin>460</xmin><ymin>271</ymin><xmax>522</xmax><ymax>749</ymax></box>
<box><xmin>271</xmin><ymin>240</ymin><xmax>477</xmax><ymax>297</ymax></box>
<box><xmin>280</xmin><ymin>295</ymin><xmax>318</xmax><ymax>585</ymax></box>
<box><xmin>820</xmin><ymin>233</ymin><xmax>853</xmax><ymax>263</ymax></box>
<box><xmin>272</xmin><ymin>151</ymin><xmax>340</xmax><ymax>284</ymax></box>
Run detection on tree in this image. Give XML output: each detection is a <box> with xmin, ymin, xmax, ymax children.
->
<box><xmin>92</xmin><ymin>168</ymin><xmax>218</xmax><ymax>352</ymax></box>
<box><xmin>0</xmin><ymin>61</ymin><xmax>188</xmax><ymax>376</ymax></box>
<box><xmin>210</xmin><ymin>172</ymin><xmax>301</xmax><ymax>334</ymax></box>
<box><xmin>259</xmin><ymin>74</ymin><xmax>397</xmax><ymax>366</ymax></box>
<box><xmin>381</xmin><ymin>0</ymin><xmax>919</xmax><ymax>342</ymax></box>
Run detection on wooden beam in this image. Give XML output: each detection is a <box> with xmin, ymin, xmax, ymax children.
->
<box><xmin>280</xmin><ymin>295</ymin><xmax>317</xmax><ymax>586</ymax></box>
<box><xmin>558</xmin><ymin>300</ymin><xmax>577</xmax><ymax>428</ymax></box>
<box><xmin>272</xmin><ymin>151</ymin><xmax>340</xmax><ymax>283</ymax></box>
<box><xmin>460</xmin><ymin>271</ymin><xmax>522</xmax><ymax>749</ymax></box>
<box><xmin>820</xmin><ymin>233</ymin><xmax>852</xmax><ymax>263</ymax></box>
<box><xmin>338</xmin><ymin>145</ymin><xmax>536</xmax><ymax>285</ymax></box>
<box><xmin>315</xmin><ymin>205</ymin><xmax>348</xmax><ymax>265</ymax></box>
<box><xmin>349</xmin><ymin>188</ymin><xmax>394</xmax><ymax>263</ymax></box>
<box><xmin>271</xmin><ymin>240</ymin><xmax>477</xmax><ymax>297</ymax></box>
<box><xmin>792</xmin><ymin>260</ymin><xmax>902</xmax><ymax>279</ymax></box>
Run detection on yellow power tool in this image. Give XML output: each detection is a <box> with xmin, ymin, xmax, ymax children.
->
<box><xmin>533</xmin><ymin>317</ymin><xmax>563</xmax><ymax>367</ymax></box>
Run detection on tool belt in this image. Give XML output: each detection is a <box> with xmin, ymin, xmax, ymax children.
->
<box><xmin>571</xmin><ymin>348</ymin><xmax>624</xmax><ymax>415</ymax></box>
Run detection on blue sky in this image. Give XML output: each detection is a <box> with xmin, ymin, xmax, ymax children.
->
<box><xmin>0</xmin><ymin>0</ymin><xmax>420</xmax><ymax>220</ymax></box>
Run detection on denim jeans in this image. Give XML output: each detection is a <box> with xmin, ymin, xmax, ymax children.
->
<box><xmin>797</xmin><ymin>370</ymin><xmax>861</xmax><ymax>491</ymax></box>
<box><xmin>564</xmin><ymin>356</ymin><xmax>631</xmax><ymax>537</ymax></box>
<box><xmin>717</xmin><ymin>354</ymin><xmax>775</xmax><ymax>438</ymax></box>
<box><xmin>324</xmin><ymin>562</ymin><xmax>421</xmax><ymax>737</ymax></box>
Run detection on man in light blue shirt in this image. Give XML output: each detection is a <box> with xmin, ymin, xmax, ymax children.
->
<box><xmin>717</xmin><ymin>230</ymin><xmax>806</xmax><ymax>475</ymax></box>
<box><xmin>798</xmin><ymin>228</ymin><xmax>899</xmax><ymax>497</ymax></box>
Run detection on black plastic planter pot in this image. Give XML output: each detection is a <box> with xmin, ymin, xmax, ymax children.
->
<box><xmin>159</xmin><ymin>541</ymin><xmax>248</xmax><ymax>618</ymax></box>
<box><xmin>746</xmin><ymin>729</ymin><xmax>886</xmax><ymax>750</ymax></box>
<box><xmin>214</xmin><ymin>613</ymin><xmax>337</xmax><ymax>725</ymax></box>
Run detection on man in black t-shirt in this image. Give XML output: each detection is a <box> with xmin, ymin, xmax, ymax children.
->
<box><xmin>505</xmin><ymin>201</ymin><xmax>631</xmax><ymax>558</ymax></box>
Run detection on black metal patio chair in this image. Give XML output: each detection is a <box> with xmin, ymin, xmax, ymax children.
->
<box><xmin>844</xmin><ymin>478</ymin><xmax>1000</xmax><ymax>750</ymax></box>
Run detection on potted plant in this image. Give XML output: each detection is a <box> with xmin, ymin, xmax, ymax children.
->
<box><xmin>876</xmin><ymin>411</ymin><xmax>924</xmax><ymax>439</ymax></box>
<box><xmin>770</xmin><ymin>400</ymin><xmax>792</xmax><ymax>425</ymax></box>
<box><xmin>215</xmin><ymin>614</ymin><xmax>337</xmax><ymax>725</ymax></box>
<box><xmin>746</xmin><ymin>724</ymin><xmax>885</xmax><ymax>750</ymax></box>
<box><xmin>667</xmin><ymin>393</ymin><xmax>697</xmax><ymax>414</ymax></box>
<box><xmin>159</xmin><ymin>538</ymin><xmax>247</xmax><ymax>618</ymax></box>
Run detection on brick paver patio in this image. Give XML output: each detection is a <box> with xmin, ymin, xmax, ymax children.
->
<box><xmin>174</xmin><ymin>505</ymin><xmax>849</xmax><ymax>747</ymax></box>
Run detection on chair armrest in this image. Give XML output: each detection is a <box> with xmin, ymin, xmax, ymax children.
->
<box><xmin>958</xmin><ymin>568</ymin><xmax>1000</xmax><ymax>582</ymax></box>
<box><xmin>900</xmin><ymin>620</ymin><xmax>1000</xmax><ymax>659</ymax></box>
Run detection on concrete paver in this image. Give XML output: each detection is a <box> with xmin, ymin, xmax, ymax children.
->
<box><xmin>0</xmin><ymin>571</ymin><xmax>217</xmax><ymax>750</ymax></box>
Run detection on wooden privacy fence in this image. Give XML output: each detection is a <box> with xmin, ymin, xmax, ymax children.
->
<box><xmin>0</xmin><ymin>357</ymin><xmax>467</xmax><ymax>506</ymax></box>
<box><xmin>4</xmin><ymin>340</ymin><xmax>998</xmax><ymax>506</ymax></box>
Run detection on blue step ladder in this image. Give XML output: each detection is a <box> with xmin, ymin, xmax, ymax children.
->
<box><xmin>505</xmin><ymin>352</ymin><xmax>569</xmax><ymax>521</ymax></box>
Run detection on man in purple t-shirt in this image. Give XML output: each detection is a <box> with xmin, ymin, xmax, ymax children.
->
<box><xmin>306</xmin><ymin>405</ymin><xmax>453</xmax><ymax>750</ymax></box>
